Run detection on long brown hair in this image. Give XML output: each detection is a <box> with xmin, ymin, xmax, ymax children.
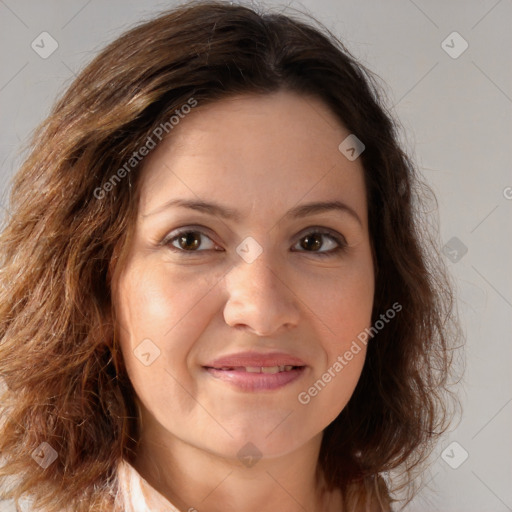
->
<box><xmin>0</xmin><ymin>1</ymin><xmax>462</xmax><ymax>511</ymax></box>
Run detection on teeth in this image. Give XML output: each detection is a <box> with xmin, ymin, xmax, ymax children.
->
<box><xmin>214</xmin><ymin>366</ymin><xmax>298</xmax><ymax>373</ymax></box>
<box><xmin>245</xmin><ymin>365</ymin><xmax>296</xmax><ymax>373</ymax></box>
<box><xmin>261</xmin><ymin>366</ymin><xmax>280</xmax><ymax>374</ymax></box>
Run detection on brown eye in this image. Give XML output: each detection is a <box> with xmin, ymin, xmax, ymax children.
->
<box><xmin>165</xmin><ymin>229</ymin><xmax>219</xmax><ymax>252</ymax></box>
<box><xmin>293</xmin><ymin>229</ymin><xmax>346</xmax><ymax>257</ymax></box>
<box><xmin>177</xmin><ymin>232</ymin><xmax>201</xmax><ymax>251</ymax></box>
<box><xmin>300</xmin><ymin>233</ymin><xmax>323</xmax><ymax>252</ymax></box>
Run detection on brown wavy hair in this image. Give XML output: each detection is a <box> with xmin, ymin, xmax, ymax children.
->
<box><xmin>0</xmin><ymin>1</ymin><xmax>462</xmax><ymax>511</ymax></box>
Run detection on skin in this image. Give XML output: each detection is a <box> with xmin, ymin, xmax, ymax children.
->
<box><xmin>112</xmin><ymin>90</ymin><xmax>375</xmax><ymax>512</ymax></box>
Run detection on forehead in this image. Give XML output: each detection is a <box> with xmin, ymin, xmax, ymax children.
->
<box><xmin>137</xmin><ymin>91</ymin><xmax>367</xmax><ymax>225</ymax></box>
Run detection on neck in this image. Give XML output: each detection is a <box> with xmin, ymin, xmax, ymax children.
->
<box><xmin>132</xmin><ymin>426</ymin><xmax>342</xmax><ymax>512</ymax></box>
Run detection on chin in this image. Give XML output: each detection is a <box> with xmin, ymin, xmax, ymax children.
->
<box><xmin>220</xmin><ymin>424</ymin><xmax>315</xmax><ymax>461</ymax></box>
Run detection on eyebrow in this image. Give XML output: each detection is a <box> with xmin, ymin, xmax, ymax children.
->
<box><xmin>142</xmin><ymin>198</ymin><xmax>362</xmax><ymax>226</ymax></box>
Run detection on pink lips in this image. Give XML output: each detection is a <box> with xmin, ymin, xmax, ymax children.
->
<box><xmin>203</xmin><ymin>351</ymin><xmax>307</xmax><ymax>392</ymax></box>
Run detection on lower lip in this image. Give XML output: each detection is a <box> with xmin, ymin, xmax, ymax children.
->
<box><xmin>203</xmin><ymin>367</ymin><xmax>307</xmax><ymax>391</ymax></box>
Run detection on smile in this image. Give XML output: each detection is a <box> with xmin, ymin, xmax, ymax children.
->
<box><xmin>203</xmin><ymin>365</ymin><xmax>307</xmax><ymax>391</ymax></box>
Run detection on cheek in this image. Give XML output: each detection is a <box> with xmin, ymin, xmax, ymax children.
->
<box><xmin>298</xmin><ymin>346</ymin><xmax>366</xmax><ymax>431</ymax></box>
<box><xmin>292</xmin><ymin>257</ymin><xmax>373</xmax><ymax>420</ymax></box>
<box><xmin>296</xmin><ymin>257</ymin><xmax>374</xmax><ymax>346</ymax></box>
<box><xmin>116</xmin><ymin>261</ymin><xmax>220</xmax><ymax>344</ymax></box>
<box><xmin>296</xmin><ymin>279</ymin><xmax>370</xmax><ymax>427</ymax></box>
<box><xmin>113</xmin><ymin>262</ymin><xmax>221</xmax><ymax>397</ymax></box>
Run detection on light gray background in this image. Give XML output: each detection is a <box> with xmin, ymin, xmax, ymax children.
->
<box><xmin>0</xmin><ymin>1</ymin><xmax>511</xmax><ymax>511</ymax></box>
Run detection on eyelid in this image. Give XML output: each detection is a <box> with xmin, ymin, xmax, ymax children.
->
<box><xmin>160</xmin><ymin>225</ymin><xmax>222</xmax><ymax>249</ymax></box>
<box><xmin>290</xmin><ymin>226</ymin><xmax>347</xmax><ymax>257</ymax></box>
<box><xmin>293</xmin><ymin>226</ymin><xmax>347</xmax><ymax>245</ymax></box>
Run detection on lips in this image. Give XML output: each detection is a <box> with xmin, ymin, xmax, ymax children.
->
<box><xmin>203</xmin><ymin>352</ymin><xmax>307</xmax><ymax>391</ymax></box>
<box><xmin>204</xmin><ymin>351</ymin><xmax>307</xmax><ymax>369</ymax></box>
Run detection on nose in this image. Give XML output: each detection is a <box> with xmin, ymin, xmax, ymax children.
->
<box><xmin>222</xmin><ymin>252</ymin><xmax>300</xmax><ymax>336</ymax></box>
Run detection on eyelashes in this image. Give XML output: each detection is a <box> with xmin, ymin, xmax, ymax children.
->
<box><xmin>161</xmin><ymin>226</ymin><xmax>347</xmax><ymax>258</ymax></box>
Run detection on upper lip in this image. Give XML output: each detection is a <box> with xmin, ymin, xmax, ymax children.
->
<box><xmin>204</xmin><ymin>351</ymin><xmax>307</xmax><ymax>368</ymax></box>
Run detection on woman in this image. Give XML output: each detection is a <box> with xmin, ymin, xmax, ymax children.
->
<box><xmin>0</xmin><ymin>1</ymin><xmax>461</xmax><ymax>511</ymax></box>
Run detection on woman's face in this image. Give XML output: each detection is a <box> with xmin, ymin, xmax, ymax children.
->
<box><xmin>113</xmin><ymin>90</ymin><xmax>374</xmax><ymax>461</ymax></box>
